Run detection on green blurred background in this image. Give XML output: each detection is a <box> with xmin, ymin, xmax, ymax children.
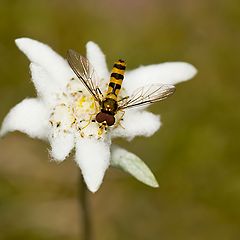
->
<box><xmin>0</xmin><ymin>0</ymin><xmax>240</xmax><ymax>239</ymax></box>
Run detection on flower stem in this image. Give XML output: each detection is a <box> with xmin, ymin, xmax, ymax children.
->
<box><xmin>79</xmin><ymin>174</ymin><xmax>92</xmax><ymax>240</ymax></box>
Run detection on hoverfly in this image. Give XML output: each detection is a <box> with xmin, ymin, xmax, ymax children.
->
<box><xmin>66</xmin><ymin>49</ymin><xmax>175</xmax><ymax>127</ymax></box>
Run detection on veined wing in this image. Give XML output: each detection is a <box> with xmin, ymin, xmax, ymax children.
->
<box><xmin>118</xmin><ymin>84</ymin><xmax>175</xmax><ymax>110</ymax></box>
<box><xmin>67</xmin><ymin>49</ymin><xmax>102</xmax><ymax>102</ymax></box>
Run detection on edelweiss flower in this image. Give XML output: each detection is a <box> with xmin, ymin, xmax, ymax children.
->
<box><xmin>0</xmin><ymin>38</ymin><xmax>197</xmax><ymax>192</ymax></box>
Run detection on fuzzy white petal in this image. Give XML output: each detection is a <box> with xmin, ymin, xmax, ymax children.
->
<box><xmin>30</xmin><ymin>63</ymin><xmax>60</xmax><ymax>105</ymax></box>
<box><xmin>75</xmin><ymin>139</ymin><xmax>110</xmax><ymax>192</ymax></box>
<box><xmin>15</xmin><ymin>38</ymin><xmax>73</xmax><ymax>89</ymax></box>
<box><xmin>124</xmin><ymin>62</ymin><xmax>197</xmax><ymax>94</ymax></box>
<box><xmin>112</xmin><ymin>110</ymin><xmax>161</xmax><ymax>140</ymax></box>
<box><xmin>0</xmin><ymin>98</ymin><xmax>48</xmax><ymax>139</ymax></box>
<box><xmin>49</xmin><ymin>132</ymin><xmax>74</xmax><ymax>161</ymax></box>
<box><xmin>86</xmin><ymin>41</ymin><xmax>109</xmax><ymax>83</ymax></box>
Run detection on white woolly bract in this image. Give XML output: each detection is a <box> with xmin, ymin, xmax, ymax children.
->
<box><xmin>15</xmin><ymin>38</ymin><xmax>73</xmax><ymax>89</ymax></box>
<box><xmin>75</xmin><ymin>139</ymin><xmax>110</xmax><ymax>192</ymax></box>
<box><xmin>86</xmin><ymin>41</ymin><xmax>109</xmax><ymax>83</ymax></box>
<box><xmin>0</xmin><ymin>98</ymin><xmax>48</xmax><ymax>139</ymax></box>
<box><xmin>112</xmin><ymin>110</ymin><xmax>161</xmax><ymax>140</ymax></box>
<box><xmin>124</xmin><ymin>62</ymin><xmax>197</xmax><ymax>95</ymax></box>
<box><xmin>49</xmin><ymin>132</ymin><xmax>75</xmax><ymax>161</ymax></box>
<box><xmin>30</xmin><ymin>63</ymin><xmax>61</xmax><ymax>105</ymax></box>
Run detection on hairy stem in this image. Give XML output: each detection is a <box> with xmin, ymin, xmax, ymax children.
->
<box><xmin>79</xmin><ymin>175</ymin><xmax>92</xmax><ymax>240</ymax></box>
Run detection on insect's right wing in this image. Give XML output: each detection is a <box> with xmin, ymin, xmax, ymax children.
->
<box><xmin>118</xmin><ymin>84</ymin><xmax>176</xmax><ymax>110</ymax></box>
<box><xmin>67</xmin><ymin>49</ymin><xmax>102</xmax><ymax>102</ymax></box>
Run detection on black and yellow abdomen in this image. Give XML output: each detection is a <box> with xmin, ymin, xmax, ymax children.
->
<box><xmin>106</xmin><ymin>59</ymin><xmax>126</xmax><ymax>100</ymax></box>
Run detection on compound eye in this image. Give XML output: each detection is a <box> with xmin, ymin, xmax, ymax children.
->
<box><xmin>106</xmin><ymin>115</ymin><xmax>115</xmax><ymax>126</ymax></box>
<box><xmin>96</xmin><ymin>112</ymin><xmax>115</xmax><ymax>126</ymax></box>
<box><xmin>96</xmin><ymin>112</ymin><xmax>105</xmax><ymax>123</ymax></box>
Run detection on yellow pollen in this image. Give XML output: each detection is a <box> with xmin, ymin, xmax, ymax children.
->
<box><xmin>77</xmin><ymin>96</ymin><xmax>86</xmax><ymax>107</ymax></box>
<box><xmin>90</xmin><ymin>102</ymin><xmax>95</xmax><ymax>110</ymax></box>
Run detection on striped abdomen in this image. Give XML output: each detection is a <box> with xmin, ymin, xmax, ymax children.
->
<box><xmin>106</xmin><ymin>59</ymin><xmax>126</xmax><ymax>100</ymax></box>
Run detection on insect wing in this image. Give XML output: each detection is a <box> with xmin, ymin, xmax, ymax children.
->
<box><xmin>67</xmin><ymin>49</ymin><xmax>101</xmax><ymax>102</ymax></box>
<box><xmin>118</xmin><ymin>84</ymin><xmax>175</xmax><ymax>110</ymax></box>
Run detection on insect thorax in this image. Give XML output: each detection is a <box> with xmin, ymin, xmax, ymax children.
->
<box><xmin>101</xmin><ymin>98</ymin><xmax>118</xmax><ymax>115</ymax></box>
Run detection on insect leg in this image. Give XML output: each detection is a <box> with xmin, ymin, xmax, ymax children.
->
<box><xmin>114</xmin><ymin>110</ymin><xmax>125</xmax><ymax>129</ymax></box>
<box><xmin>98</xmin><ymin>122</ymin><xmax>107</xmax><ymax>136</ymax></box>
<box><xmin>81</xmin><ymin>115</ymin><xmax>93</xmax><ymax>130</ymax></box>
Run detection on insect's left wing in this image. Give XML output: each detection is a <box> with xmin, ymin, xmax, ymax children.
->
<box><xmin>67</xmin><ymin>49</ymin><xmax>101</xmax><ymax>102</ymax></box>
<box><xmin>118</xmin><ymin>84</ymin><xmax>175</xmax><ymax>110</ymax></box>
